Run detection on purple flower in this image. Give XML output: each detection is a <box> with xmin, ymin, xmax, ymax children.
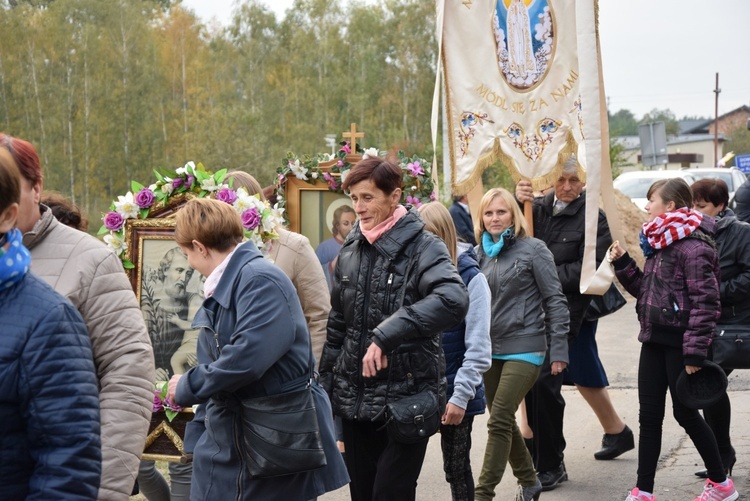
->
<box><xmin>323</xmin><ymin>172</ymin><xmax>338</xmax><ymax>190</ymax></box>
<box><xmin>241</xmin><ymin>207</ymin><xmax>262</xmax><ymax>230</ymax></box>
<box><xmin>406</xmin><ymin>195</ymin><xmax>422</xmax><ymax>207</ymax></box>
<box><xmin>340</xmin><ymin>141</ymin><xmax>351</xmax><ymax>154</ymax></box>
<box><xmin>172</xmin><ymin>178</ymin><xmax>184</xmax><ymax>189</ymax></box>
<box><xmin>337</xmin><ymin>160</ymin><xmax>344</xmax><ymax>167</ymax></box>
<box><xmin>103</xmin><ymin>211</ymin><xmax>125</xmax><ymax>231</ymax></box>
<box><xmin>430</xmin><ymin>191</ymin><xmax>437</xmax><ymax>201</ymax></box>
<box><xmin>186</xmin><ymin>175</ymin><xmax>195</xmax><ymax>188</ymax></box>
<box><xmin>152</xmin><ymin>392</ymin><xmax>164</xmax><ymax>413</ymax></box>
<box><xmin>216</xmin><ymin>187</ymin><xmax>238</xmax><ymax>205</ymax></box>
<box><xmin>163</xmin><ymin>397</ymin><xmax>183</xmax><ymax>412</ymax></box>
<box><xmin>407</xmin><ymin>161</ymin><xmax>424</xmax><ymax>177</ymax></box>
<box><xmin>134</xmin><ymin>188</ymin><xmax>155</xmax><ymax>209</ymax></box>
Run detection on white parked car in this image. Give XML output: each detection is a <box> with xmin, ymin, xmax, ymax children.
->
<box><xmin>613</xmin><ymin>170</ymin><xmax>697</xmax><ymax>211</ymax></box>
<box><xmin>680</xmin><ymin>167</ymin><xmax>748</xmax><ymax>210</ymax></box>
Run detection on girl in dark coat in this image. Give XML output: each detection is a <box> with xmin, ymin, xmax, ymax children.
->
<box><xmin>167</xmin><ymin>198</ymin><xmax>348</xmax><ymax>500</ymax></box>
<box><xmin>611</xmin><ymin>178</ymin><xmax>738</xmax><ymax>501</ymax></box>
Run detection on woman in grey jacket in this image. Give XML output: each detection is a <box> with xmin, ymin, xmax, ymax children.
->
<box><xmin>474</xmin><ymin>188</ymin><xmax>569</xmax><ymax>501</ymax></box>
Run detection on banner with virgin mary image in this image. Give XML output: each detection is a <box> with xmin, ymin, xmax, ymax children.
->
<box><xmin>439</xmin><ymin>0</ymin><xmax>623</xmax><ymax>293</ymax></box>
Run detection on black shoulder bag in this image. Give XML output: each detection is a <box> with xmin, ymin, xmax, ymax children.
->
<box><xmin>214</xmin><ymin>335</ymin><xmax>327</xmax><ymax>478</ymax></box>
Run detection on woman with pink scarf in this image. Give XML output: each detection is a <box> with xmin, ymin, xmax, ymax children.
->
<box><xmin>610</xmin><ymin>178</ymin><xmax>738</xmax><ymax>501</ymax></box>
<box><xmin>319</xmin><ymin>157</ymin><xmax>469</xmax><ymax>501</ymax></box>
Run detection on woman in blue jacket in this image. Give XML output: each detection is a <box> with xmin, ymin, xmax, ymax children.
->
<box><xmin>0</xmin><ymin>149</ymin><xmax>101</xmax><ymax>499</ymax></box>
<box><xmin>167</xmin><ymin>198</ymin><xmax>348</xmax><ymax>500</ymax></box>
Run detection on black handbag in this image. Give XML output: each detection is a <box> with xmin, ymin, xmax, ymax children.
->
<box><xmin>237</xmin><ymin>381</ymin><xmax>327</xmax><ymax>478</ymax></box>
<box><xmin>584</xmin><ymin>282</ymin><xmax>627</xmax><ymax>321</ymax></box>
<box><xmin>711</xmin><ymin>326</ymin><xmax>750</xmax><ymax>370</ymax></box>
<box><xmin>382</xmin><ymin>391</ymin><xmax>440</xmax><ymax>444</ymax></box>
<box><xmin>214</xmin><ymin>338</ymin><xmax>326</xmax><ymax>478</ymax></box>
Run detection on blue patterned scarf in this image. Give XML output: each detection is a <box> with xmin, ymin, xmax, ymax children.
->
<box><xmin>0</xmin><ymin>229</ymin><xmax>31</xmax><ymax>290</ymax></box>
<box><xmin>639</xmin><ymin>231</ymin><xmax>654</xmax><ymax>259</ymax></box>
<box><xmin>482</xmin><ymin>228</ymin><xmax>513</xmax><ymax>258</ymax></box>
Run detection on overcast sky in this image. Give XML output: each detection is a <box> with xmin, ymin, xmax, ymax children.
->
<box><xmin>182</xmin><ymin>0</ymin><xmax>750</xmax><ymax>121</ymax></box>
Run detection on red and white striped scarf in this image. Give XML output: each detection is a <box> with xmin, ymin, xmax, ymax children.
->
<box><xmin>642</xmin><ymin>207</ymin><xmax>703</xmax><ymax>250</ymax></box>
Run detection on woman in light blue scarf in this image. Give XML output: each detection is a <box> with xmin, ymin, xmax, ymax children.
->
<box><xmin>474</xmin><ymin>187</ymin><xmax>570</xmax><ymax>501</ymax></box>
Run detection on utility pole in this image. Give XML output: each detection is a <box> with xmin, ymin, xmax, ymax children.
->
<box><xmin>714</xmin><ymin>72</ymin><xmax>720</xmax><ymax>167</ymax></box>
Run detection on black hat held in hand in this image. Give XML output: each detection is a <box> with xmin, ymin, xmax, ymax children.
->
<box><xmin>675</xmin><ymin>360</ymin><xmax>728</xmax><ymax>410</ymax></box>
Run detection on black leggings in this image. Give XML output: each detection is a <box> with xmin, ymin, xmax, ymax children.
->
<box><xmin>636</xmin><ymin>342</ymin><xmax>725</xmax><ymax>492</ymax></box>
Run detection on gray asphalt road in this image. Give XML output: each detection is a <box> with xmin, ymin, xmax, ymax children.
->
<box><xmin>322</xmin><ymin>299</ymin><xmax>750</xmax><ymax>500</ymax></box>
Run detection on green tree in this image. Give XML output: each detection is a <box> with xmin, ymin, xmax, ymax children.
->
<box><xmin>726</xmin><ymin>125</ymin><xmax>750</xmax><ymax>167</ymax></box>
<box><xmin>608</xmin><ymin>108</ymin><xmax>638</xmax><ymax>136</ymax></box>
<box><xmin>639</xmin><ymin>108</ymin><xmax>680</xmax><ymax>136</ymax></box>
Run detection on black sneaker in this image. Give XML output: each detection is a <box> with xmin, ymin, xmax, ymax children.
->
<box><xmin>538</xmin><ymin>462</ymin><xmax>568</xmax><ymax>491</ymax></box>
<box><xmin>594</xmin><ymin>425</ymin><xmax>635</xmax><ymax>460</ymax></box>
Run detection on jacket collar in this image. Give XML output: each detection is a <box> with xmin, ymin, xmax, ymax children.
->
<box><xmin>348</xmin><ymin>205</ymin><xmax>425</xmax><ymax>259</ymax></box>
<box><xmin>22</xmin><ymin>204</ymin><xmax>55</xmax><ymax>251</ymax></box>
<box><xmin>192</xmin><ymin>240</ymin><xmax>263</xmax><ymax>330</ymax></box>
<box><xmin>542</xmin><ymin>191</ymin><xmax>585</xmax><ymax>216</ymax></box>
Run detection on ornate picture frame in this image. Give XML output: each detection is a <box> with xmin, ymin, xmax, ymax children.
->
<box><xmin>124</xmin><ymin>217</ymin><xmax>203</xmax><ymax>462</ymax></box>
<box><xmin>284</xmin><ymin>175</ymin><xmax>353</xmax><ymax>249</ymax></box>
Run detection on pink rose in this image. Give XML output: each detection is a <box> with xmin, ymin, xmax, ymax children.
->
<box><xmin>241</xmin><ymin>208</ymin><xmax>261</xmax><ymax>230</ymax></box>
<box><xmin>216</xmin><ymin>187</ymin><xmax>238</xmax><ymax>205</ymax></box>
<box><xmin>103</xmin><ymin>211</ymin><xmax>125</xmax><ymax>231</ymax></box>
<box><xmin>134</xmin><ymin>188</ymin><xmax>155</xmax><ymax>209</ymax></box>
<box><xmin>340</xmin><ymin>141</ymin><xmax>351</xmax><ymax>154</ymax></box>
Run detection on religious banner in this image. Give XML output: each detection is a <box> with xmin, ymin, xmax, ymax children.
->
<box><xmin>439</xmin><ymin>0</ymin><xmax>623</xmax><ymax>293</ymax></box>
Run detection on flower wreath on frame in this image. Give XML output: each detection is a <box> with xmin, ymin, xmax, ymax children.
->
<box><xmin>99</xmin><ymin>161</ymin><xmax>285</xmax><ymax>268</ymax></box>
<box><xmin>274</xmin><ymin>141</ymin><xmax>438</xmax><ymax>215</ymax></box>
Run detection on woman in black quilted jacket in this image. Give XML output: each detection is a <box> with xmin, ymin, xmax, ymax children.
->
<box><xmin>691</xmin><ymin>178</ymin><xmax>750</xmax><ymax>480</ymax></box>
<box><xmin>319</xmin><ymin>157</ymin><xmax>469</xmax><ymax>501</ymax></box>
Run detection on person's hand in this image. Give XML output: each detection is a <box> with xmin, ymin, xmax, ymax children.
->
<box><xmin>441</xmin><ymin>403</ymin><xmax>466</xmax><ymax>426</ymax></box>
<box><xmin>685</xmin><ymin>365</ymin><xmax>702</xmax><ymax>375</ymax></box>
<box><xmin>362</xmin><ymin>343</ymin><xmax>388</xmax><ymax>377</ymax></box>
<box><xmin>154</xmin><ymin>367</ymin><xmax>169</xmax><ymax>383</ymax></box>
<box><xmin>185</xmin><ymin>353</ymin><xmax>198</xmax><ymax>367</ymax></box>
<box><xmin>551</xmin><ymin>361</ymin><xmax>567</xmax><ymax>375</ymax></box>
<box><xmin>610</xmin><ymin>241</ymin><xmax>625</xmax><ymax>261</ymax></box>
<box><xmin>167</xmin><ymin>374</ymin><xmax>182</xmax><ymax>402</ymax></box>
<box><xmin>516</xmin><ymin>180</ymin><xmax>534</xmax><ymax>203</ymax></box>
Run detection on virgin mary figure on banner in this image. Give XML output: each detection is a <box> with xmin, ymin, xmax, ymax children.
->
<box><xmin>440</xmin><ymin>0</ymin><xmax>623</xmax><ymax>294</ymax></box>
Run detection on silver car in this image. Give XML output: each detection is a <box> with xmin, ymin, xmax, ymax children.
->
<box><xmin>613</xmin><ymin>170</ymin><xmax>698</xmax><ymax>211</ymax></box>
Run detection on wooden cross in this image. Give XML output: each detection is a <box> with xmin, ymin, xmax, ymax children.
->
<box><xmin>342</xmin><ymin>123</ymin><xmax>365</xmax><ymax>153</ymax></box>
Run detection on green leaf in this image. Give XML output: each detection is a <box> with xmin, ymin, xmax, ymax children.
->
<box><xmin>153</xmin><ymin>169</ymin><xmax>165</xmax><ymax>183</ymax></box>
<box><xmin>97</xmin><ymin>225</ymin><xmax>109</xmax><ymax>235</ymax></box>
<box><xmin>165</xmin><ymin>409</ymin><xmax>179</xmax><ymax>422</ymax></box>
<box><xmin>122</xmin><ymin>259</ymin><xmax>135</xmax><ymax>269</ymax></box>
<box><xmin>214</xmin><ymin>168</ymin><xmax>227</xmax><ymax>183</ymax></box>
<box><xmin>140</xmin><ymin>208</ymin><xmax>150</xmax><ymax>219</ymax></box>
<box><xmin>131</xmin><ymin>180</ymin><xmax>145</xmax><ymax>192</ymax></box>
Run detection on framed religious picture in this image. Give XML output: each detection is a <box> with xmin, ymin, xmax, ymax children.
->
<box><xmin>124</xmin><ymin>218</ymin><xmax>202</xmax><ymax>462</ymax></box>
<box><xmin>284</xmin><ymin>176</ymin><xmax>354</xmax><ymax>250</ymax></box>
<box><xmin>124</xmin><ymin>218</ymin><xmax>204</xmax><ymax>382</ymax></box>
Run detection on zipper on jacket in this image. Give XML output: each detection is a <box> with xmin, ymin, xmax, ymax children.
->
<box><xmin>233</xmin><ymin>411</ymin><xmax>244</xmax><ymax>500</ymax></box>
<box><xmin>354</xmin><ymin>246</ymin><xmax>377</xmax><ymax>419</ymax></box>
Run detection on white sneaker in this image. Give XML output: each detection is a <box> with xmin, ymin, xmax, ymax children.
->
<box><xmin>693</xmin><ymin>478</ymin><xmax>739</xmax><ymax>501</ymax></box>
<box><xmin>625</xmin><ymin>488</ymin><xmax>656</xmax><ymax>501</ymax></box>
